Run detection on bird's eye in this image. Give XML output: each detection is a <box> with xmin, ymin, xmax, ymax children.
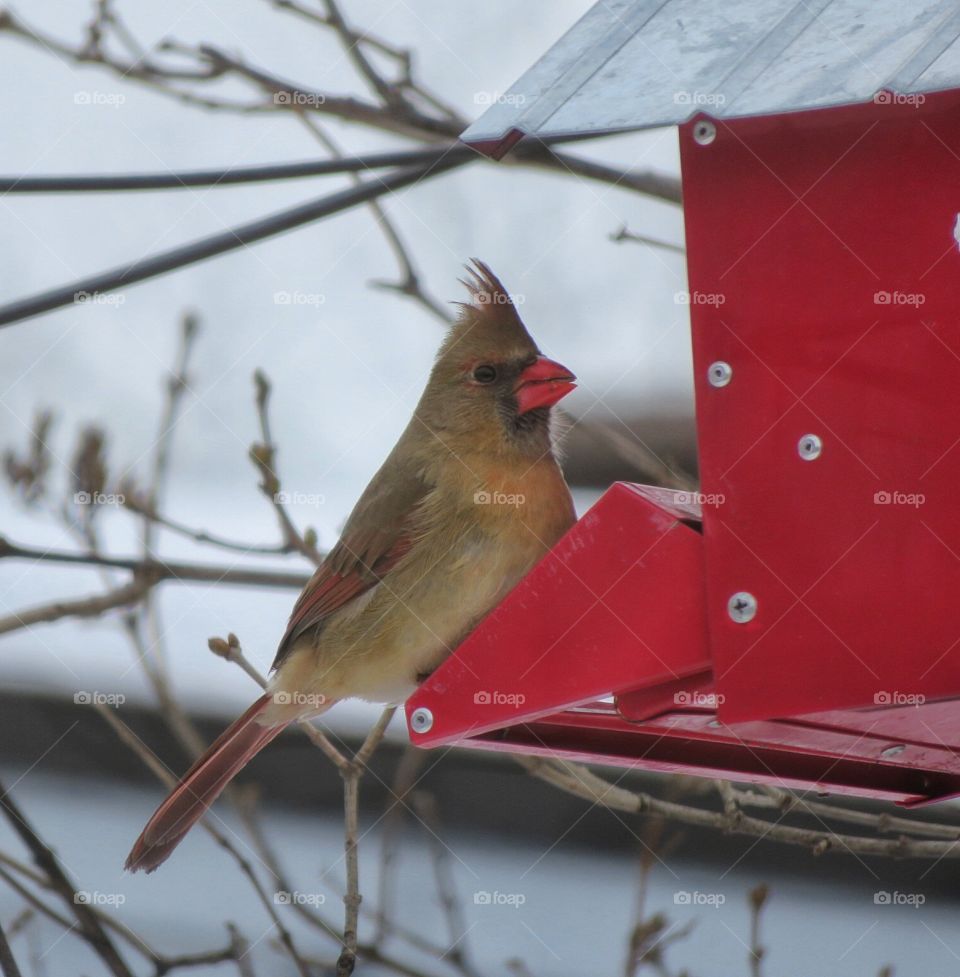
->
<box><xmin>472</xmin><ymin>364</ymin><xmax>497</xmax><ymax>384</ymax></box>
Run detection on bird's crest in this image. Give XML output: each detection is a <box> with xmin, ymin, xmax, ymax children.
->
<box><xmin>439</xmin><ymin>259</ymin><xmax>539</xmax><ymax>362</ymax></box>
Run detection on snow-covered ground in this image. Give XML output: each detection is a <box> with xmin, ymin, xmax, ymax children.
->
<box><xmin>1</xmin><ymin>765</ymin><xmax>954</xmax><ymax>977</ymax></box>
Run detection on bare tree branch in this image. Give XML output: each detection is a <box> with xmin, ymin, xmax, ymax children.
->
<box><xmin>0</xmin><ymin>576</ymin><xmax>151</xmax><ymax>636</ymax></box>
<box><xmin>0</xmin><ymin>536</ymin><xmax>309</xmax><ymax>590</ymax></box>
<box><xmin>295</xmin><ymin>113</ymin><xmax>454</xmax><ymax>325</ymax></box>
<box><xmin>0</xmin><ymin>153</ymin><xmax>473</xmax><ymax>328</ymax></box>
<box><xmin>0</xmin><ymin>9</ymin><xmax>682</xmax><ymax>203</ymax></box>
<box><xmin>0</xmin><ymin>146</ymin><xmax>468</xmax><ymax>193</ymax></box>
<box><xmin>519</xmin><ymin>756</ymin><xmax>960</xmax><ymax>860</ymax></box>
<box><xmin>250</xmin><ymin>370</ymin><xmax>325</xmax><ymax>565</ymax></box>
<box><xmin>338</xmin><ymin>707</ymin><xmax>396</xmax><ymax>977</ymax></box>
<box><xmin>0</xmin><ymin>780</ymin><xmax>135</xmax><ymax>977</ymax></box>
<box><xmin>0</xmin><ymin>915</ymin><xmax>23</xmax><ymax>977</ymax></box>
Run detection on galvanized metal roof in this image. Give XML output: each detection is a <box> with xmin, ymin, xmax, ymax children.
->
<box><xmin>461</xmin><ymin>0</ymin><xmax>960</xmax><ymax>157</ymax></box>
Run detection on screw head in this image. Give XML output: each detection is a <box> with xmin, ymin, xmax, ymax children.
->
<box><xmin>693</xmin><ymin>120</ymin><xmax>716</xmax><ymax>146</ymax></box>
<box><xmin>881</xmin><ymin>744</ymin><xmax>906</xmax><ymax>758</ymax></box>
<box><xmin>727</xmin><ymin>591</ymin><xmax>757</xmax><ymax>623</ymax></box>
<box><xmin>707</xmin><ymin>361</ymin><xmax>732</xmax><ymax>387</ymax></box>
<box><xmin>409</xmin><ymin>707</ymin><xmax>433</xmax><ymax>734</ymax></box>
<box><xmin>798</xmin><ymin>434</ymin><xmax>822</xmax><ymax>461</ymax></box>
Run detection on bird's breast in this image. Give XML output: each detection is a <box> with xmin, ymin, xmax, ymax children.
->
<box><xmin>272</xmin><ymin>458</ymin><xmax>574</xmax><ymax>710</ymax></box>
<box><xmin>307</xmin><ymin>517</ymin><xmax>551</xmax><ymax>705</ymax></box>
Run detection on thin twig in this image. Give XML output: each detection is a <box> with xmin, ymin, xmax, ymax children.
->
<box><xmin>296</xmin><ymin>114</ymin><xmax>454</xmax><ymax>325</ymax></box>
<box><xmin>410</xmin><ymin>792</ymin><xmax>477</xmax><ymax>977</ymax></box>
<box><xmin>250</xmin><ymin>370</ymin><xmax>325</xmax><ymax>565</ymax></box>
<box><xmin>748</xmin><ymin>884</ymin><xmax>769</xmax><ymax>977</ymax></box>
<box><xmin>124</xmin><ymin>499</ymin><xmax>292</xmax><ymax>556</ymax></box>
<box><xmin>0</xmin><ymin>780</ymin><xmax>135</xmax><ymax>977</ymax></box>
<box><xmin>610</xmin><ymin>225</ymin><xmax>685</xmax><ymax>254</ymax></box>
<box><xmin>215</xmin><ymin>646</ymin><xmax>459</xmax><ymax>973</ymax></box>
<box><xmin>136</xmin><ymin>312</ymin><xmax>201</xmax><ymax>725</ymax></box>
<box><xmin>317</xmin><ymin>0</ymin><xmax>405</xmax><ymax>109</ymax></box>
<box><xmin>0</xmin><ymin>915</ymin><xmax>23</xmax><ymax>977</ymax></box>
<box><xmin>375</xmin><ymin>747</ymin><xmax>426</xmax><ymax>944</ymax></box>
<box><xmin>337</xmin><ymin>707</ymin><xmax>397</xmax><ymax>977</ymax></box>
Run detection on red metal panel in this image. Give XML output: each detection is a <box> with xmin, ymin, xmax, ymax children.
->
<box><xmin>797</xmin><ymin>699</ymin><xmax>960</xmax><ymax>750</ymax></box>
<box><xmin>680</xmin><ymin>88</ymin><xmax>960</xmax><ymax>721</ymax></box>
<box><xmin>453</xmin><ymin>702</ymin><xmax>960</xmax><ymax>805</ymax></box>
<box><xmin>406</xmin><ymin>483</ymin><xmax>711</xmax><ymax>746</ymax></box>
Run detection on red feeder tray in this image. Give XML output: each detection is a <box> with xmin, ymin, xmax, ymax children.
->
<box><xmin>406</xmin><ymin>71</ymin><xmax>960</xmax><ymax>806</ymax></box>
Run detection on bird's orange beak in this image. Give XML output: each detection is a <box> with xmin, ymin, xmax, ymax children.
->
<box><xmin>515</xmin><ymin>355</ymin><xmax>577</xmax><ymax>415</ymax></box>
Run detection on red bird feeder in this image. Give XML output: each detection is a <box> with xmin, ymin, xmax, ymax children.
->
<box><xmin>406</xmin><ymin>2</ymin><xmax>960</xmax><ymax>805</ymax></box>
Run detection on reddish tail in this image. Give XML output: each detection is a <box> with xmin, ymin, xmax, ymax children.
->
<box><xmin>125</xmin><ymin>694</ymin><xmax>287</xmax><ymax>873</ymax></box>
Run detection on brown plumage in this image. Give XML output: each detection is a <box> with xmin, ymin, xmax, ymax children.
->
<box><xmin>126</xmin><ymin>260</ymin><xmax>577</xmax><ymax>872</ymax></box>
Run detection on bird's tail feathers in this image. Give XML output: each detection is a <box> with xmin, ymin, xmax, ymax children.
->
<box><xmin>125</xmin><ymin>693</ymin><xmax>287</xmax><ymax>873</ymax></box>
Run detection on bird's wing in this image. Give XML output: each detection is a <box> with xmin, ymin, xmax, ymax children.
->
<box><xmin>271</xmin><ymin>446</ymin><xmax>427</xmax><ymax>670</ymax></box>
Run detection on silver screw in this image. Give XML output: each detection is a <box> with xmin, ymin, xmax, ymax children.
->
<box><xmin>708</xmin><ymin>361</ymin><xmax>732</xmax><ymax>387</ymax></box>
<box><xmin>727</xmin><ymin>591</ymin><xmax>757</xmax><ymax>623</ymax></box>
<box><xmin>881</xmin><ymin>744</ymin><xmax>906</xmax><ymax>758</ymax></box>
<box><xmin>797</xmin><ymin>434</ymin><xmax>822</xmax><ymax>461</ymax></box>
<box><xmin>693</xmin><ymin>120</ymin><xmax>716</xmax><ymax>146</ymax></box>
<box><xmin>410</xmin><ymin>707</ymin><xmax>433</xmax><ymax>734</ymax></box>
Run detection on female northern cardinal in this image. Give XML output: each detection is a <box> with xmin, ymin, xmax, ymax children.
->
<box><xmin>126</xmin><ymin>260</ymin><xmax>577</xmax><ymax>872</ymax></box>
